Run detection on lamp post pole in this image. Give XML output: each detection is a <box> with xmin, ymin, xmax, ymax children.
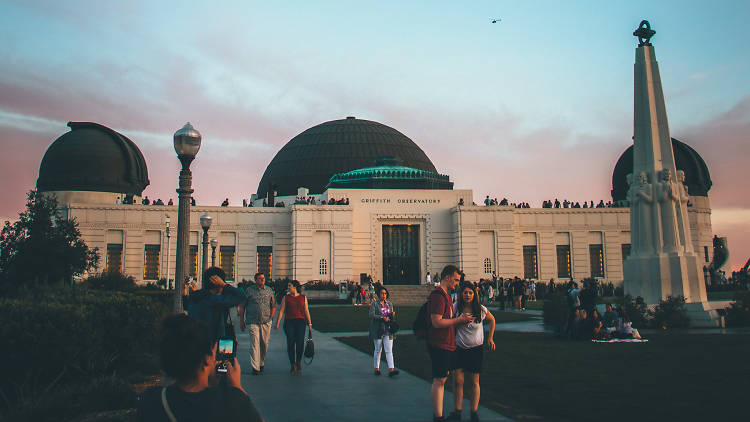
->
<box><xmin>210</xmin><ymin>238</ymin><xmax>218</xmax><ymax>268</ymax></box>
<box><xmin>165</xmin><ymin>215</ymin><xmax>171</xmax><ymax>288</ymax></box>
<box><xmin>200</xmin><ymin>214</ymin><xmax>212</xmax><ymax>283</ymax></box>
<box><xmin>172</xmin><ymin>123</ymin><xmax>201</xmax><ymax>314</ymax></box>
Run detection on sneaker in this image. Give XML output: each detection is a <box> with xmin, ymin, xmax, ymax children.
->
<box><xmin>251</xmin><ymin>368</ymin><xmax>260</xmax><ymax>375</ymax></box>
<box><xmin>470</xmin><ymin>411</ymin><xmax>480</xmax><ymax>422</ymax></box>
<box><xmin>388</xmin><ymin>369</ymin><xmax>399</xmax><ymax>377</ymax></box>
<box><xmin>433</xmin><ymin>416</ymin><xmax>445</xmax><ymax>422</ymax></box>
<box><xmin>374</xmin><ymin>369</ymin><xmax>381</xmax><ymax>376</ymax></box>
<box><xmin>259</xmin><ymin>365</ymin><xmax>264</xmax><ymax>372</ymax></box>
<box><xmin>446</xmin><ymin>410</ymin><xmax>462</xmax><ymax>421</ymax></box>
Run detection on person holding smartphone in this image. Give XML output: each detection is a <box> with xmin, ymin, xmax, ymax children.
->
<box><xmin>137</xmin><ymin>314</ymin><xmax>263</xmax><ymax>421</ymax></box>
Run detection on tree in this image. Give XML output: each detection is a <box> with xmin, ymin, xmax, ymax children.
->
<box><xmin>0</xmin><ymin>190</ymin><xmax>99</xmax><ymax>288</ymax></box>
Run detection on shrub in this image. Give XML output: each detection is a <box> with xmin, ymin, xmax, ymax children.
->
<box><xmin>615</xmin><ymin>295</ymin><xmax>649</xmax><ymax>329</ymax></box>
<box><xmin>0</xmin><ymin>286</ymin><xmax>168</xmax><ymax>417</ymax></box>
<box><xmin>648</xmin><ymin>295</ymin><xmax>689</xmax><ymax>329</ymax></box>
<box><xmin>725</xmin><ymin>291</ymin><xmax>750</xmax><ymax>327</ymax></box>
<box><xmin>302</xmin><ymin>280</ymin><xmax>338</xmax><ymax>291</ymax></box>
<box><xmin>81</xmin><ymin>271</ymin><xmax>137</xmax><ymax>291</ymax></box>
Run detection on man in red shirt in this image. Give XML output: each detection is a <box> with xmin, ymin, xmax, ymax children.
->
<box><xmin>429</xmin><ymin>265</ymin><xmax>474</xmax><ymax>422</ymax></box>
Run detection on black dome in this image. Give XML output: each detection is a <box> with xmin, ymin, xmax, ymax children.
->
<box><xmin>611</xmin><ymin>138</ymin><xmax>712</xmax><ymax>202</ymax></box>
<box><xmin>257</xmin><ymin>117</ymin><xmax>438</xmax><ymax>197</ymax></box>
<box><xmin>37</xmin><ymin>122</ymin><xmax>149</xmax><ymax>195</ymax></box>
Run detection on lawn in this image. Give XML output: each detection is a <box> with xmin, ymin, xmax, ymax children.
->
<box><xmin>336</xmin><ymin>332</ymin><xmax>750</xmax><ymax>422</ymax></box>
<box><xmin>309</xmin><ymin>305</ymin><xmax>535</xmax><ymax>332</ymax></box>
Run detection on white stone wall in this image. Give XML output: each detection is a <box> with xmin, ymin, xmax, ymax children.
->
<box><xmin>63</xmin><ymin>189</ymin><xmax>714</xmax><ymax>286</ymax></box>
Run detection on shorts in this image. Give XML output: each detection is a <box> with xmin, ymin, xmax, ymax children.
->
<box><xmin>454</xmin><ymin>345</ymin><xmax>484</xmax><ymax>374</ymax></box>
<box><xmin>428</xmin><ymin>344</ymin><xmax>456</xmax><ymax>379</ymax></box>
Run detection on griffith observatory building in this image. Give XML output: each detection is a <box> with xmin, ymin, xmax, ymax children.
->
<box><xmin>36</xmin><ymin>116</ymin><xmax>715</xmax><ymax>288</ymax></box>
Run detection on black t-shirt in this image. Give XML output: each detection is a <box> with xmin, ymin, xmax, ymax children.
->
<box><xmin>137</xmin><ymin>384</ymin><xmax>263</xmax><ymax>422</ymax></box>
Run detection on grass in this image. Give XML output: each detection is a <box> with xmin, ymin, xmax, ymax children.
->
<box><xmin>336</xmin><ymin>332</ymin><xmax>750</xmax><ymax>422</ymax></box>
<box><xmin>309</xmin><ymin>305</ymin><xmax>535</xmax><ymax>332</ymax></box>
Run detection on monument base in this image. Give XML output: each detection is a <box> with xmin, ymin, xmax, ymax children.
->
<box><xmin>684</xmin><ymin>301</ymin><xmax>726</xmax><ymax>328</ymax></box>
<box><xmin>624</xmin><ymin>251</ymin><xmax>706</xmax><ymax>305</ymax></box>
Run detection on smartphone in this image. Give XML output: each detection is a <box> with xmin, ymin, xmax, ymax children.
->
<box><xmin>216</xmin><ymin>337</ymin><xmax>236</xmax><ymax>373</ymax></box>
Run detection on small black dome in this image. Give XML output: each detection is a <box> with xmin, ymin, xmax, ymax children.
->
<box><xmin>37</xmin><ymin>122</ymin><xmax>149</xmax><ymax>195</ymax></box>
<box><xmin>611</xmin><ymin>138</ymin><xmax>712</xmax><ymax>202</ymax></box>
<box><xmin>257</xmin><ymin>117</ymin><xmax>437</xmax><ymax>198</ymax></box>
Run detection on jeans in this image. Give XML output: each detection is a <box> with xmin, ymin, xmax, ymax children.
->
<box><xmin>373</xmin><ymin>336</ymin><xmax>394</xmax><ymax>369</ymax></box>
<box><xmin>283</xmin><ymin>318</ymin><xmax>307</xmax><ymax>365</ymax></box>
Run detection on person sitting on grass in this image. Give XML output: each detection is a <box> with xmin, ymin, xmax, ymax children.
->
<box><xmin>602</xmin><ymin>303</ymin><xmax>619</xmax><ymax>334</ymax></box>
<box><xmin>137</xmin><ymin>314</ymin><xmax>263</xmax><ymax>421</ymax></box>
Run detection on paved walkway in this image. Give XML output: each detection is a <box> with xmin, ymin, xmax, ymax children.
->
<box><xmin>234</xmin><ymin>320</ymin><xmax>513</xmax><ymax>422</ymax></box>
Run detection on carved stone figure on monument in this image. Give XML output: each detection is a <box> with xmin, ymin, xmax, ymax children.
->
<box><xmin>656</xmin><ymin>169</ymin><xmax>681</xmax><ymax>253</ymax></box>
<box><xmin>675</xmin><ymin>170</ymin><xmax>692</xmax><ymax>251</ymax></box>
<box><xmin>629</xmin><ymin>171</ymin><xmax>654</xmax><ymax>254</ymax></box>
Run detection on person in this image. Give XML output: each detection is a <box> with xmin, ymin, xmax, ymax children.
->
<box><xmin>428</xmin><ymin>265</ymin><xmax>474</xmax><ymax>422</ymax></box>
<box><xmin>369</xmin><ymin>287</ymin><xmax>399</xmax><ymax>376</ymax></box>
<box><xmin>239</xmin><ymin>273</ymin><xmax>277</xmax><ymax>375</ymax></box>
<box><xmin>447</xmin><ymin>283</ymin><xmax>496</xmax><ymax>422</ymax></box>
<box><xmin>602</xmin><ymin>303</ymin><xmax>619</xmax><ymax>334</ymax></box>
<box><xmin>137</xmin><ymin>314</ymin><xmax>263</xmax><ymax>421</ymax></box>
<box><xmin>274</xmin><ymin>280</ymin><xmax>312</xmax><ymax>374</ymax></box>
<box><xmin>426</xmin><ymin>272</ymin><xmax>432</xmax><ymax>285</ymax></box>
<box><xmin>183</xmin><ymin>267</ymin><xmax>246</xmax><ymax>342</ymax></box>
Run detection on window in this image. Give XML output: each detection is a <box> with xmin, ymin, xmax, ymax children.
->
<box><xmin>589</xmin><ymin>244</ymin><xmax>605</xmax><ymax>278</ymax></box>
<box><xmin>319</xmin><ymin>258</ymin><xmax>327</xmax><ymax>275</ymax></box>
<box><xmin>189</xmin><ymin>245</ymin><xmax>198</xmax><ymax>278</ymax></box>
<box><xmin>106</xmin><ymin>244</ymin><xmax>123</xmax><ymax>274</ymax></box>
<box><xmin>220</xmin><ymin>246</ymin><xmax>236</xmax><ymax>281</ymax></box>
<box><xmin>483</xmin><ymin>258</ymin><xmax>492</xmax><ymax>274</ymax></box>
<box><xmin>143</xmin><ymin>245</ymin><xmax>160</xmax><ymax>280</ymax></box>
<box><xmin>257</xmin><ymin>246</ymin><xmax>272</xmax><ymax>281</ymax></box>
<box><xmin>523</xmin><ymin>245</ymin><xmax>538</xmax><ymax>279</ymax></box>
<box><xmin>621</xmin><ymin>244</ymin><xmax>631</xmax><ymax>261</ymax></box>
<box><xmin>556</xmin><ymin>245</ymin><xmax>571</xmax><ymax>278</ymax></box>
<box><xmin>704</xmin><ymin>246</ymin><xmax>710</xmax><ymax>263</ymax></box>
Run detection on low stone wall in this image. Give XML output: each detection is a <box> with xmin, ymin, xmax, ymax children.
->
<box><xmin>303</xmin><ymin>290</ymin><xmax>340</xmax><ymax>300</ymax></box>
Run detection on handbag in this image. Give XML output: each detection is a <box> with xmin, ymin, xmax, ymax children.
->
<box><xmin>385</xmin><ymin>320</ymin><xmax>399</xmax><ymax>334</ymax></box>
<box><xmin>303</xmin><ymin>327</ymin><xmax>315</xmax><ymax>364</ymax></box>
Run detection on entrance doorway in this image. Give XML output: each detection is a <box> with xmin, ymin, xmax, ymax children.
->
<box><xmin>382</xmin><ymin>224</ymin><xmax>420</xmax><ymax>285</ymax></box>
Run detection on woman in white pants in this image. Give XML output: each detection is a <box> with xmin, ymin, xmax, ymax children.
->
<box><xmin>368</xmin><ymin>287</ymin><xmax>399</xmax><ymax>376</ymax></box>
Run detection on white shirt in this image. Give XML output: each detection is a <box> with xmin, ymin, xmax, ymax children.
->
<box><xmin>453</xmin><ymin>304</ymin><xmax>488</xmax><ymax>349</ymax></box>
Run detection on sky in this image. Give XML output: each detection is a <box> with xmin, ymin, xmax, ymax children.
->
<box><xmin>1</xmin><ymin>1</ymin><xmax>748</xmax><ymax>271</ymax></box>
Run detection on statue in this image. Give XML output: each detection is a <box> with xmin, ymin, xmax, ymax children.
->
<box><xmin>628</xmin><ymin>171</ymin><xmax>654</xmax><ymax>254</ymax></box>
<box><xmin>675</xmin><ymin>170</ymin><xmax>693</xmax><ymax>252</ymax></box>
<box><xmin>656</xmin><ymin>169</ymin><xmax>680</xmax><ymax>253</ymax></box>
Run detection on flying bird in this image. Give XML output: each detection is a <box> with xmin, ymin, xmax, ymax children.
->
<box><xmin>491</xmin><ymin>18</ymin><xmax>502</xmax><ymax>23</ymax></box>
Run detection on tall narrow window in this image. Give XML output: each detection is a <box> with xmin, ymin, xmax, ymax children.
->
<box><xmin>189</xmin><ymin>245</ymin><xmax>198</xmax><ymax>278</ymax></box>
<box><xmin>589</xmin><ymin>244</ymin><xmax>605</xmax><ymax>278</ymax></box>
<box><xmin>106</xmin><ymin>244</ymin><xmax>123</xmax><ymax>274</ymax></box>
<box><xmin>621</xmin><ymin>244</ymin><xmax>631</xmax><ymax>261</ymax></box>
<box><xmin>319</xmin><ymin>258</ymin><xmax>327</xmax><ymax>276</ymax></box>
<box><xmin>523</xmin><ymin>245</ymin><xmax>538</xmax><ymax>279</ymax></box>
<box><xmin>143</xmin><ymin>245</ymin><xmax>161</xmax><ymax>280</ymax></box>
<box><xmin>483</xmin><ymin>258</ymin><xmax>492</xmax><ymax>274</ymax></box>
<box><xmin>257</xmin><ymin>246</ymin><xmax>272</xmax><ymax>281</ymax></box>
<box><xmin>556</xmin><ymin>245</ymin><xmax>571</xmax><ymax>278</ymax></box>
<box><xmin>220</xmin><ymin>246</ymin><xmax>236</xmax><ymax>281</ymax></box>
<box><xmin>704</xmin><ymin>246</ymin><xmax>710</xmax><ymax>263</ymax></box>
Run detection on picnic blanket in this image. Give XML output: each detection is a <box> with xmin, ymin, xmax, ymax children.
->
<box><xmin>592</xmin><ymin>338</ymin><xmax>649</xmax><ymax>343</ymax></box>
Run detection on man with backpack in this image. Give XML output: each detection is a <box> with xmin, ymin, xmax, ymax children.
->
<box><xmin>427</xmin><ymin>265</ymin><xmax>474</xmax><ymax>422</ymax></box>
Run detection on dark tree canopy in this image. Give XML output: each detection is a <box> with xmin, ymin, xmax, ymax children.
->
<box><xmin>0</xmin><ymin>191</ymin><xmax>99</xmax><ymax>288</ymax></box>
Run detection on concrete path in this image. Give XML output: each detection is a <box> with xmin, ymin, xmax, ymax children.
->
<box><xmin>235</xmin><ymin>323</ymin><xmax>513</xmax><ymax>422</ymax></box>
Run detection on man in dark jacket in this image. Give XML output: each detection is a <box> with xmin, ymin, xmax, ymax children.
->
<box><xmin>183</xmin><ymin>267</ymin><xmax>246</xmax><ymax>341</ymax></box>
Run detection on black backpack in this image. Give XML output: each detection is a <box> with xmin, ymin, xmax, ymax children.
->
<box><xmin>413</xmin><ymin>298</ymin><xmax>432</xmax><ymax>340</ymax></box>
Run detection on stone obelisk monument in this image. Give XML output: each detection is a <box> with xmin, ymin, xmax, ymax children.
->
<box><xmin>623</xmin><ymin>21</ymin><xmax>717</xmax><ymax>325</ymax></box>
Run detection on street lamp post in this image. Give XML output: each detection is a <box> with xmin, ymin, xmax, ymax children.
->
<box><xmin>210</xmin><ymin>238</ymin><xmax>218</xmax><ymax>267</ymax></box>
<box><xmin>165</xmin><ymin>215</ymin><xmax>171</xmax><ymax>289</ymax></box>
<box><xmin>200</xmin><ymin>213</ymin><xmax>212</xmax><ymax>283</ymax></box>
<box><xmin>172</xmin><ymin>122</ymin><xmax>201</xmax><ymax>314</ymax></box>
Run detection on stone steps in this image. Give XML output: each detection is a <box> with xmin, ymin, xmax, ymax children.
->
<box><xmin>381</xmin><ymin>284</ymin><xmax>435</xmax><ymax>305</ymax></box>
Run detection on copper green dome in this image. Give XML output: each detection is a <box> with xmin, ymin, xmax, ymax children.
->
<box><xmin>327</xmin><ymin>157</ymin><xmax>453</xmax><ymax>190</ymax></box>
<box><xmin>611</xmin><ymin>138</ymin><xmax>711</xmax><ymax>202</ymax></box>
<box><xmin>37</xmin><ymin>122</ymin><xmax>150</xmax><ymax>195</ymax></box>
<box><xmin>257</xmin><ymin>117</ymin><xmax>438</xmax><ymax>198</ymax></box>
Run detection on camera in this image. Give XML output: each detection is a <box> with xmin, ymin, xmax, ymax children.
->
<box><xmin>215</xmin><ymin>337</ymin><xmax>236</xmax><ymax>374</ymax></box>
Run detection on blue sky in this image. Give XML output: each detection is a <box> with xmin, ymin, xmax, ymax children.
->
<box><xmin>1</xmin><ymin>0</ymin><xmax>749</xmax><ymax>269</ymax></box>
